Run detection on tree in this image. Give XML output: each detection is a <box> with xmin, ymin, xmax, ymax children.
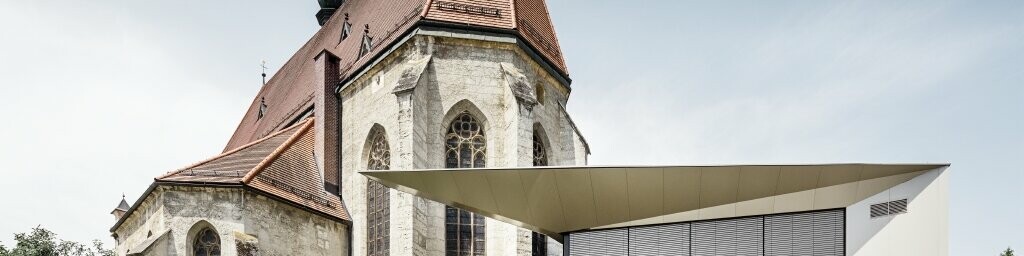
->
<box><xmin>1002</xmin><ymin>247</ymin><xmax>1015</xmax><ymax>256</ymax></box>
<box><xmin>0</xmin><ymin>226</ymin><xmax>113</xmax><ymax>256</ymax></box>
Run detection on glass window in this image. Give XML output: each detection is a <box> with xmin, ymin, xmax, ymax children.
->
<box><xmin>366</xmin><ymin>128</ymin><xmax>391</xmax><ymax>256</ymax></box>
<box><xmin>192</xmin><ymin>228</ymin><xmax>220</xmax><ymax>256</ymax></box>
<box><xmin>445</xmin><ymin>112</ymin><xmax>486</xmax><ymax>256</ymax></box>
<box><xmin>532</xmin><ymin>128</ymin><xmax>548</xmax><ymax>255</ymax></box>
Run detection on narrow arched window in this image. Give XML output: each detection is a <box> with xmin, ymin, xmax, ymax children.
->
<box><xmin>533</xmin><ymin>131</ymin><xmax>547</xmax><ymax>167</ymax></box>
<box><xmin>193</xmin><ymin>228</ymin><xmax>220</xmax><ymax>256</ymax></box>
<box><xmin>445</xmin><ymin>112</ymin><xmax>486</xmax><ymax>256</ymax></box>
<box><xmin>531</xmin><ymin>128</ymin><xmax>548</xmax><ymax>255</ymax></box>
<box><xmin>366</xmin><ymin>128</ymin><xmax>391</xmax><ymax>256</ymax></box>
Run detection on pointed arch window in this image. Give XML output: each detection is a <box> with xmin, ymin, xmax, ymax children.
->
<box><xmin>533</xmin><ymin>130</ymin><xmax>547</xmax><ymax>167</ymax></box>
<box><xmin>445</xmin><ymin>112</ymin><xmax>486</xmax><ymax>256</ymax></box>
<box><xmin>366</xmin><ymin>128</ymin><xmax>391</xmax><ymax>256</ymax></box>
<box><xmin>531</xmin><ymin>127</ymin><xmax>548</xmax><ymax>255</ymax></box>
<box><xmin>192</xmin><ymin>228</ymin><xmax>221</xmax><ymax>256</ymax></box>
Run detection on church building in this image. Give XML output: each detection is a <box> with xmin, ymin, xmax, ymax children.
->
<box><xmin>109</xmin><ymin>0</ymin><xmax>950</xmax><ymax>255</ymax></box>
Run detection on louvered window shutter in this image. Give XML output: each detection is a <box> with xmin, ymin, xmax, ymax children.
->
<box><xmin>568</xmin><ymin>228</ymin><xmax>628</xmax><ymax>256</ymax></box>
<box><xmin>628</xmin><ymin>223</ymin><xmax>690</xmax><ymax>256</ymax></box>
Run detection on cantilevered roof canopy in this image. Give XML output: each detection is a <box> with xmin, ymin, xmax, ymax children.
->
<box><xmin>363</xmin><ymin>164</ymin><xmax>948</xmax><ymax>240</ymax></box>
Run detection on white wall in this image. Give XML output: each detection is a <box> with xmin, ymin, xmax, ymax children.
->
<box><xmin>847</xmin><ymin>167</ymin><xmax>949</xmax><ymax>256</ymax></box>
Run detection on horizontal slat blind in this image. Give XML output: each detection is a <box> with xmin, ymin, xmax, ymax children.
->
<box><xmin>691</xmin><ymin>216</ymin><xmax>762</xmax><ymax>256</ymax></box>
<box><xmin>568</xmin><ymin>228</ymin><xmax>627</xmax><ymax>256</ymax></box>
<box><xmin>812</xmin><ymin>210</ymin><xmax>844</xmax><ymax>255</ymax></box>
<box><xmin>628</xmin><ymin>223</ymin><xmax>690</xmax><ymax>256</ymax></box>
<box><xmin>766</xmin><ymin>210</ymin><xmax>844</xmax><ymax>256</ymax></box>
<box><xmin>568</xmin><ymin>209</ymin><xmax>844</xmax><ymax>256</ymax></box>
<box><xmin>735</xmin><ymin>217</ymin><xmax>764</xmax><ymax>255</ymax></box>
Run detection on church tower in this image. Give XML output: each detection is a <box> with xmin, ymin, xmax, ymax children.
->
<box><xmin>222</xmin><ymin>0</ymin><xmax>589</xmax><ymax>255</ymax></box>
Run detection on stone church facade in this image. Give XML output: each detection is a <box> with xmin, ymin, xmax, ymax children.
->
<box><xmin>337</xmin><ymin>31</ymin><xmax>588</xmax><ymax>256</ymax></box>
<box><xmin>110</xmin><ymin>0</ymin><xmax>587</xmax><ymax>255</ymax></box>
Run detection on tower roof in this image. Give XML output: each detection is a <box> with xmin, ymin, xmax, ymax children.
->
<box><xmin>111</xmin><ymin>197</ymin><xmax>130</xmax><ymax>214</ymax></box>
<box><xmin>223</xmin><ymin>0</ymin><xmax>567</xmax><ymax>151</ymax></box>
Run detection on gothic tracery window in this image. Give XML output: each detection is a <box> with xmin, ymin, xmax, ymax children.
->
<box><xmin>192</xmin><ymin>228</ymin><xmax>220</xmax><ymax>256</ymax></box>
<box><xmin>531</xmin><ymin>128</ymin><xmax>548</xmax><ymax>256</ymax></box>
<box><xmin>366</xmin><ymin>128</ymin><xmax>391</xmax><ymax>256</ymax></box>
<box><xmin>445</xmin><ymin>112</ymin><xmax>486</xmax><ymax>256</ymax></box>
<box><xmin>532</xmin><ymin>131</ymin><xmax>547</xmax><ymax>167</ymax></box>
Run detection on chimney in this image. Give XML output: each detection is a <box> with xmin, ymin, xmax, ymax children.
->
<box><xmin>316</xmin><ymin>0</ymin><xmax>345</xmax><ymax>26</ymax></box>
<box><xmin>111</xmin><ymin>195</ymin><xmax>130</xmax><ymax>221</ymax></box>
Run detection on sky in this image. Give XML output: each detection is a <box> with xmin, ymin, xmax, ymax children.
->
<box><xmin>0</xmin><ymin>0</ymin><xmax>1020</xmax><ymax>255</ymax></box>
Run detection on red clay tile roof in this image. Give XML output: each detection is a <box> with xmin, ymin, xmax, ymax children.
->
<box><xmin>511</xmin><ymin>0</ymin><xmax>566</xmax><ymax>71</ymax></box>
<box><xmin>223</xmin><ymin>0</ymin><xmax>567</xmax><ymax>151</ymax></box>
<box><xmin>158</xmin><ymin>118</ymin><xmax>350</xmax><ymax>222</ymax></box>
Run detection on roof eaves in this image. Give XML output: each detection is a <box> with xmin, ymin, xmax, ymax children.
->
<box><xmin>241</xmin><ymin>186</ymin><xmax>352</xmax><ymax>225</ymax></box>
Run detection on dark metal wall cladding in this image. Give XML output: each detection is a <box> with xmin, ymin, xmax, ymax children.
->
<box><xmin>567</xmin><ymin>209</ymin><xmax>844</xmax><ymax>256</ymax></box>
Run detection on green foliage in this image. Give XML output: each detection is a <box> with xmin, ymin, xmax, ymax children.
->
<box><xmin>1002</xmin><ymin>247</ymin><xmax>1015</xmax><ymax>256</ymax></box>
<box><xmin>0</xmin><ymin>226</ymin><xmax>113</xmax><ymax>256</ymax></box>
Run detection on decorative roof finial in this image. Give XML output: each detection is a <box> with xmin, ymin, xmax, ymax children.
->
<box><xmin>261</xmin><ymin>60</ymin><xmax>268</xmax><ymax>86</ymax></box>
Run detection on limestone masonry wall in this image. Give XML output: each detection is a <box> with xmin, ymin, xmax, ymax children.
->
<box><xmin>338</xmin><ymin>30</ymin><xmax>585</xmax><ymax>256</ymax></box>
<box><xmin>113</xmin><ymin>186</ymin><xmax>348</xmax><ymax>256</ymax></box>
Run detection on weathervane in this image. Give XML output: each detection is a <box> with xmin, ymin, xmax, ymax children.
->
<box><xmin>261</xmin><ymin>60</ymin><xmax>268</xmax><ymax>85</ymax></box>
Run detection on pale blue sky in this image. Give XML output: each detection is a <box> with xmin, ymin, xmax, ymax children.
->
<box><xmin>0</xmin><ymin>0</ymin><xmax>1020</xmax><ymax>254</ymax></box>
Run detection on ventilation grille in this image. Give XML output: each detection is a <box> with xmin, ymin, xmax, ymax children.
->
<box><xmin>870</xmin><ymin>199</ymin><xmax>909</xmax><ymax>218</ymax></box>
<box><xmin>889</xmin><ymin>199</ymin><xmax>908</xmax><ymax>214</ymax></box>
